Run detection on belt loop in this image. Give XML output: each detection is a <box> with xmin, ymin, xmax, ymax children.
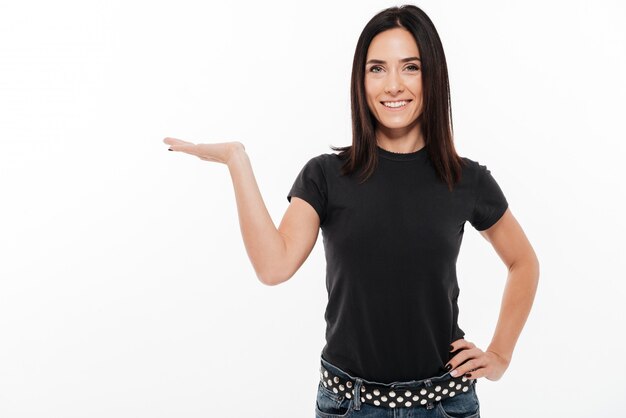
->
<box><xmin>423</xmin><ymin>378</ymin><xmax>435</xmax><ymax>410</ymax></box>
<box><xmin>352</xmin><ymin>377</ymin><xmax>363</xmax><ymax>410</ymax></box>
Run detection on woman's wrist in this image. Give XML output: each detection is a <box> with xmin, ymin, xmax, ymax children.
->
<box><xmin>226</xmin><ymin>142</ymin><xmax>247</xmax><ymax>167</ymax></box>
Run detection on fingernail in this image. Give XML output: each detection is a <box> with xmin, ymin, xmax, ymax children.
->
<box><xmin>445</xmin><ymin>364</ymin><xmax>452</xmax><ymax>371</ymax></box>
<box><xmin>450</xmin><ymin>369</ymin><xmax>458</xmax><ymax>377</ymax></box>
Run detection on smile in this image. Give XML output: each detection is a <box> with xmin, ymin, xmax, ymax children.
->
<box><xmin>381</xmin><ymin>100</ymin><xmax>411</xmax><ymax>109</ymax></box>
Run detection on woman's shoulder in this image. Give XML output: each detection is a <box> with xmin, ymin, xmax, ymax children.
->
<box><xmin>293</xmin><ymin>152</ymin><xmax>343</xmax><ymax>181</ymax></box>
<box><xmin>459</xmin><ymin>155</ymin><xmax>482</xmax><ymax>168</ymax></box>
<box><xmin>307</xmin><ymin>151</ymin><xmax>345</xmax><ymax>167</ymax></box>
<box><xmin>459</xmin><ymin>155</ymin><xmax>494</xmax><ymax>173</ymax></box>
<box><xmin>458</xmin><ymin>154</ymin><xmax>505</xmax><ymax>187</ymax></box>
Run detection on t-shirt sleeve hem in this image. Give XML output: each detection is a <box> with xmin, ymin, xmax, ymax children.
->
<box><xmin>287</xmin><ymin>187</ymin><xmax>325</xmax><ymax>224</ymax></box>
<box><xmin>473</xmin><ymin>201</ymin><xmax>509</xmax><ymax>231</ymax></box>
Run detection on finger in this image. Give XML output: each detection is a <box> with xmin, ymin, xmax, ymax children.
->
<box><xmin>445</xmin><ymin>351</ymin><xmax>468</xmax><ymax>371</ymax></box>
<box><xmin>449</xmin><ymin>340</ymin><xmax>475</xmax><ymax>359</ymax></box>
<box><xmin>163</xmin><ymin>137</ymin><xmax>196</xmax><ymax>146</ymax></box>
<box><xmin>449</xmin><ymin>338</ymin><xmax>474</xmax><ymax>353</ymax></box>
<box><xmin>445</xmin><ymin>347</ymin><xmax>480</xmax><ymax>373</ymax></box>
<box><xmin>462</xmin><ymin>366</ymin><xmax>485</xmax><ymax>380</ymax></box>
<box><xmin>168</xmin><ymin>143</ymin><xmax>202</xmax><ymax>156</ymax></box>
<box><xmin>450</xmin><ymin>357</ymin><xmax>481</xmax><ymax>377</ymax></box>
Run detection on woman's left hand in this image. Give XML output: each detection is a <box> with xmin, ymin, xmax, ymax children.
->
<box><xmin>445</xmin><ymin>338</ymin><xmax>510</xmax><ymax>382</ymax></box>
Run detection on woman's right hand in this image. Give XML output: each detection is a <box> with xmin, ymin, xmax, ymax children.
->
<box><xmin>163</xmin><ymin>137</ymin><xmax>246</xmax><ymax>165</ymax></box>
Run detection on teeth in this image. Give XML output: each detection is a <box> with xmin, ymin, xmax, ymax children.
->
<box><xmin>382</xmin><ymin>100</ymin><xmax>409</xmax><ymax>108</ymax></box>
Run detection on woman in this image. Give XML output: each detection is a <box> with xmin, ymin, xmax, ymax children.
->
<box><xmin>163</xmin><ymin>4</ymin><xmax>539</xmax><ymax>417</ymax></box>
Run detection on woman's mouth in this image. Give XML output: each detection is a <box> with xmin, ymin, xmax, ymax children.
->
<box><xmin>381</xmin><ymin>100</ymin><xmax>411</xmax><ymax>111</ymax></box>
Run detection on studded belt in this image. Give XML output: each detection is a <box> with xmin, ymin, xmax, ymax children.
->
<box><xmin>319</xmin><ymin>364</ymin><xmax>475</xmax><ymax>409</ymax></box>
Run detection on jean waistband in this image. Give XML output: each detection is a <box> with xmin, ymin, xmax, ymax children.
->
<box><xmin>320</xmin><ymin>355</ymin><xmax>454</xmax><ymax>389</ymax></box>
<box><xmin>319</xmin><ymin>354</ymin><xmax>476</xmax><ymax>411</ymax></box>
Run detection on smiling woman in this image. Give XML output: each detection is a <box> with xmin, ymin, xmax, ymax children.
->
<box><xmin>164</xmin><ymin>4</ymin><xmax>539</xmax><ymax>418</ymax></box>
<box><xmin>297</xmin><ymin>4</ymin><xmax>538</xmax><ymax>417</ymax></box>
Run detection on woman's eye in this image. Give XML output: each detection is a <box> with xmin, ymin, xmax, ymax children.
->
<box><xmin>368</xmin><ymin>65</ymin><xmax>420</xmax><ymax>73</ymax></box>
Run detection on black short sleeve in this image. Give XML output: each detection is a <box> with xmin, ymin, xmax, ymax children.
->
<box><xmin>287</xmin><ymin>155</ymin><xmax>328</xmax><ymax>225</ymax></box>
<box><xmin>469</xmin><ymin>164</ymin><xmax>509</xmax><ymax>231</ymax></box>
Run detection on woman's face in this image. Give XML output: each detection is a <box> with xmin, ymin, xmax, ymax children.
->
<box><xmin>364</xmin><ymin>27</ymin><xmax>424</xmax><ymax>133</ymax></box>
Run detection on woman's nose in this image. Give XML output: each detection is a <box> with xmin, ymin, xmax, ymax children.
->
<box><xmin>384</xmin><ymin>72</ymin><xmax>404</xmax><ymax>94</ymax></box>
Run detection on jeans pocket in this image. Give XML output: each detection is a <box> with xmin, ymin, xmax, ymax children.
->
<box><xmin>315</xmin><ymin>381</ymin><xmax>354</xmax><ymax>418</ymax></box>
<box><xmin>436</xmin><ymin>381</ymin><xmax>480</xmax><ymax>418</ymax></box>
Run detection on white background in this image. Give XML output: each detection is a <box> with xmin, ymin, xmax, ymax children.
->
<box><xmin>1</xmin><ymin>1</ymin><xmax>624</xmax><ymax>417</ymax></box>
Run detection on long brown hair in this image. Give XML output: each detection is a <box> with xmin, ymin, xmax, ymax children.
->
<box><xmin>330</xmin><ymin>4</ymin><xmax>465</xmax><ymax>191</ymax></box>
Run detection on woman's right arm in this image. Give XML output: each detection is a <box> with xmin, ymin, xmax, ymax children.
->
<box><xmin>227</xmin><ymin>145</ymin><xmax>321</xmax><ymax>285</ymax></box>
<box><xmin>164</xmin><ymin>138</ymin><xmax>321</xmax><ymax>286</ymax></box>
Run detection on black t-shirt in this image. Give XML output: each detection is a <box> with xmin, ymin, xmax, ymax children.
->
<box><xmin>287</xmin><ymin>144</ymin><xmax>508</xmax><ymax>383</ymax></box>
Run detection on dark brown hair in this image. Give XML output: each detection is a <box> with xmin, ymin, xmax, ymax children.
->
<box><xmin>330</xmin><ymin>4</ymin><xmax>466</xmax><ymax>191</ymax></box>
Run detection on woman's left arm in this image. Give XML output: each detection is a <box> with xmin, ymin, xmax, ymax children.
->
<box><xmin>447</xmin><ymin>207</ymin><xmax>540</xmax><ymax>381</ymax></box>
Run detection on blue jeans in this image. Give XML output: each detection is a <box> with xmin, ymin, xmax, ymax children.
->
<box><xmin>315</xmin><ymin>355</ymin><xmax>480</xmax><ymax>418</ymax></box>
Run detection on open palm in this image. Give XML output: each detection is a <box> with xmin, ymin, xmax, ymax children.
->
<box><xmin>163</xmin><ymin>137</ymin><xmax>244</xmax><ymax>165</ymax></box>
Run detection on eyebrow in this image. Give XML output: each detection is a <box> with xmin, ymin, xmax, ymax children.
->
<box><xmin>366</xmin><ymin>56</ymin><xmax>421</xmax><ymax>65</ymax></box>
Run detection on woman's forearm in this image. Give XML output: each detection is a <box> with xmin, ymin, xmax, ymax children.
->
<box><xmin>486</xmin><ymin>259</ymin><xmax>540</xmax><ymax>364</ymax></box>
<box><xmin>226</xmin><ymin>145</ymin><xmax>285</xmax><ymax>285</ymax></box>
